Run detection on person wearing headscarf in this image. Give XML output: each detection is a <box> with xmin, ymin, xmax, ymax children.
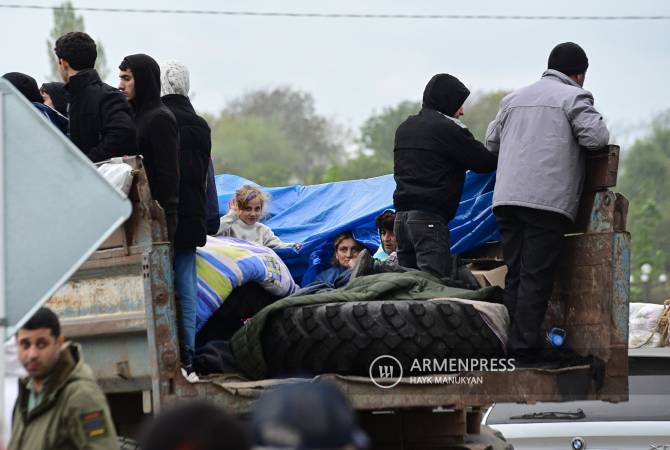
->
<box><xmin>158</xmin><ymin>60</ymin><xmax>212</xmax><ymax>376</ymax></box>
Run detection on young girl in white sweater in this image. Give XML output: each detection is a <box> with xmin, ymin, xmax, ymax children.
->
<box><xmin>216</xmin><ymin>185</ymin><xmax>301</xmax><ymax>250</ymax></box>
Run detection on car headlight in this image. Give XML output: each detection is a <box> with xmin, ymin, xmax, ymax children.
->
<box><xmin>571</xmin><ymin>437</ymin><xmax>585</xmax><ymax>450</ymax></box>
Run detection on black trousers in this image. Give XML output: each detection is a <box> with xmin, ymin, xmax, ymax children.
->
<box><xmin>394</xmin><ymin>210</ymin><xmax>451</xmax><ymax>279</ymax></box>
<box><xmin>494</xmin><ymin>205</ymin><xmax>572</xmax><ymax>358</ymax></box>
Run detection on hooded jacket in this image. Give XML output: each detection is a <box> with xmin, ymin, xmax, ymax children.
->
<box><xmin>393</xmin><ymin>74</ymin><xmax>497</xmax><ymax>223</ymax></box>
<box><xmin>65</xmin><ymin>68</ymin><xmax>138</xmax><ymax>162</ymax></box>
<box><xmin>3</xmin><ymin>72</ymin><xmax>69</xmax><ymax>134</ymax></box>
<box><xmin>41</xmin><ymin>81</ymin><xmax>70</xmax><ymax>116</ymax></box>
<box><xmin>162</xmin><ymin>93</ymin><xmax>211</xmax><ymax>249</ymax></box>
<box><xmin>2</xmin><ymin>72</ymin><xmax>43</xmax><ymax>103</ymax></box>
<box><xmin>9</xmin><ymin>343</ymin><xmax>119</xmax><ymax>450</ymax></box>
<box><xmin>123</xmin><ymin>54</ymin><xmax>180</xmax><ymax>241</ymax></box>
<box><xmin>485</xmin><ymin>69</ymin><xmax>610</xmax><ymax>220</ymax></box>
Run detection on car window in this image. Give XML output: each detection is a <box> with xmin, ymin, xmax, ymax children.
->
<box><xmin>486</xmin><ymin>374</ymin><xmax>670</xmax><ymax>424</ymax></box>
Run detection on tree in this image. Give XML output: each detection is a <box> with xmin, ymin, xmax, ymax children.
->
<box><xmin>460</xmin><ymin>90</ymin><xmax>509</xmax><ymax>141</ymax></box>
<box><xmin>225</xmin><ymin>87</ymin><xmax>348</xmax><ymax>182</ymax></box>
<box><xmin>619</xmin><ymin>110</ymin><xmax>670</xmax><ymax>301</ymax></box>
<box><xmin>46</xmin><ymin>1</ymin><xmax>109</xmax><ymax>81</ymax></box>
<box><xmin>322</xmin><ymin>90</ymin><xmax>509</xmax><ymax>182</ymax></box>
<box><xmin>210</xmin><ymin>114</ymin><xmax>301</xmax><ymax>187</ymax></box>
<box><xmin>360</xmin><ymin>100</ymin><xmax>421</xmax><ymax>159</ymax></box>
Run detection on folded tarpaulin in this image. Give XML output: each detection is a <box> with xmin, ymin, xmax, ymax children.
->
<box><xmin>214</xmin><ymin>172</ymin><xmax>498</xmax><ymax>285</ymax></box>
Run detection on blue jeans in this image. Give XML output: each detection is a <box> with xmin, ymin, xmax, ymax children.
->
<box><xmin>174</xmin><ymin>248</ymin><xmax>197</xmax><ymax>363</ymax></box>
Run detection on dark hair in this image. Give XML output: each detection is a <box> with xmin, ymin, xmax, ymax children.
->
<box><xmin>375</xmin><ymin>210</ymin><xmax>396</xmax><ymax>233</ymax></box>
<box><xmin>54</xmin><ymin>32</ymin><xmax>97</xmax><ymax>70</ymax></box>
<box><xmin>140</xmin><ymin>401</ymin><xmax>250</xmax><ymax>450</ymax></box>
<box><xmin>21</xmin><ymin>307</ymin><xmax>61</xmax><ymax>337</ymax></box>
<box><xmin>331</xmin><ymin>231</ymin><xmax>363</xmax><ymax>266</ymax></box>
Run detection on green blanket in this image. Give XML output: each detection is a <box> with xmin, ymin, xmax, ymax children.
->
<box><xmin>231</xmin><ymin>271</ymin><xmax>500</xmax><ymax>379</ymax></box>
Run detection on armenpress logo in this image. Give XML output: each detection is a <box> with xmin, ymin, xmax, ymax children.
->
<box><xmin>369</xmin><ymin>355</ymin><xmax>403</xmax><ymax>389</ymax></box>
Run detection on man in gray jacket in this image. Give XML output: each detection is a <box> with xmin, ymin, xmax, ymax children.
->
<box><xmin>485</xmin><ymin>42</ymin><xmax>609</xmax><ymax>364</ymax></box>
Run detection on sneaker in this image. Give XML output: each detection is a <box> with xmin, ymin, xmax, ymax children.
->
<box><xmin>350</xmin><ymin>249</ymin><xmax>377</xmax><ymax>279</ymax></box>
<box><xmin>181</xmin><ymin>365</ymin><xmax>200</xmax><ymax>382</ymax></box>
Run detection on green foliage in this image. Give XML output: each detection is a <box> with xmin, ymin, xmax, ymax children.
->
<box><xmin>46</xmin><ymin>1</ymin><xmax>109</xmax><ymax>80</ymax></box>
<box><xmin>322</xmin><ymin>90</ymin><xmax>509</xmax><ymax>182</ymax></box>
<box><xmin>619</xmin><ymin>111</ymin><xmax>670</xmax><ymax>301</ymax></box>
<box><xmin>460</xmin><ymin>90</ymin><xmax>509</xmax><ymax>141</ymax></box>
<box><xmin>224</xmin><ymin>87</ymin><xmax>347</xmax><ymax>182</ymax></box>
<box><xmin>359</xmin><ymin>100</ymin><xmax>420</xmax><ymax>159</ymax></box>
<box><xmin>210</xmin><ymin>114</ymin><xmax>299</xmax><ymax>187</ymax></box>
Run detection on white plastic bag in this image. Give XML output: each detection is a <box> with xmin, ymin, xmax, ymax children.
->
<box><xmin>98</xmin><ymin>162</ymin><xmax>134</xmax><ymax>196</ymax></box>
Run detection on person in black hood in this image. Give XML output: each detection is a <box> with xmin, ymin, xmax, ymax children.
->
<box><xmin>54</xmin><ymin>32</ymin><xmax>137</xmax><ymax>160</ymax></box>
<box><xmin>2</xmin><ymin>72</ymin><xmax>68</xmax><ymax>134</ymax></box>
<box><xmin>119</xmin><ymin>54</ymin><xmax>180</xmax><ymax>245</ymax></box>
<box><xmin>40</xmin><ymin>82</ymin><xmax>69</xmax><ymax>117</ymax></box>
<box><xmin>393</xmin><ymin>74</ymin><xmax>497</xmax><ymax>279</ymax></box>
<box><xmin>2</xmin><ymin>72</ymin><xmax>43</xmax><ymax>103</ymax></box>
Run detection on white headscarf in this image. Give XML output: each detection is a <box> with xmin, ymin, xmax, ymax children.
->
<box><xmin>160</xmin><ymin>60</ymin><xmax>190</xmax><ymax>96</ymax></box>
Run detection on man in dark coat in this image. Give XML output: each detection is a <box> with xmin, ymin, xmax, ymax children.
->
<box><xmin>159</xmin><ymin>60</ymin><xmax>212</xmax><ymax>371</ymax></box>
<box><xmin>393</xmin><ymin>74</ymin><xmax>497</xmax><ymax>279</ymax></box>
<box><xmin>118</xmin><ymin>54</ymin><xmax>180</xmax><ymax>243</ymax></box>
<box><xmin>54</xmin><ymin>32</ymin><xmax>137</xmax><ymax>161</ymax></box>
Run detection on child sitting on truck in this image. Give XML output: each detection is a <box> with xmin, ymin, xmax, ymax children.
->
<box><xmin>216</xmin><ymin>185</ymin><xmax>302</xmax><ymax>250</ymax></box>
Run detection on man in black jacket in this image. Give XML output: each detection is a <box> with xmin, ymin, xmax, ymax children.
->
<box><xmin>118</xmin><ymin>54</ymin><xmax>180</xmax><ymax>243</ymax></box>
<box><xmin>159</xmin><ymin>60</ymin><xmax>212</xmax><ymax>371</ymax></box>
<box><xmin>54</xmin><ymin>32</ymin><xmax>137</xmax><ymax>161</ymax></box>
<box><xmin>393</xmin><ymin>74</ymin><xmax>497</xmax><ymax>279</ymax></box>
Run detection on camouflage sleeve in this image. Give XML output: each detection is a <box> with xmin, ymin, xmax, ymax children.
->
<box><xmin>63</xmin><ymin>382</ymin><xmax>119</xmax><ymax>450</ymax></box>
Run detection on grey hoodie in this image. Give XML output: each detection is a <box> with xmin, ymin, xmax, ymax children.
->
<box><xmin>485</xmin><ymin>69</ymin><xmax>609</xmax><ymax>221</ymax></box>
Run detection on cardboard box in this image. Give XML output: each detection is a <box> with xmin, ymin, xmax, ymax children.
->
<box><xmin>470</xmin><ymin>264</ymin><xmax>507</xmax><ymax>289</ymax></box>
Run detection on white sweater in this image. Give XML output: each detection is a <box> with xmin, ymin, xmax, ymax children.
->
<box><xmin>216</xmin><ymin>210</ymin><xmax>295</xmax><ymax>249</ymax></box>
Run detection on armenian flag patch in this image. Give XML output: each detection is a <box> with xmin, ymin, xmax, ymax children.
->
<box><xmin>80</xmin><ymin>410</ymin><xmax>108</xmax><ymax>438</ymax></box>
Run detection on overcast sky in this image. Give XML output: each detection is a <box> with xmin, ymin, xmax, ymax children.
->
<box><xmin>1</xmin><ymin>0</ymin><xmax>669</xmax><ymax>144</ymax></box>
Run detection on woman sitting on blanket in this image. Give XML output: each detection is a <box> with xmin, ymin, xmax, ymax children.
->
<box><xmin>312</xmin><ymin>231</ymin><xmax>364</xmax><ymax>286</ymax></box>
<box><xmin>216</xmin><ymin>185</ymin><xmax>302</xmax><ymax>250</ymax></box>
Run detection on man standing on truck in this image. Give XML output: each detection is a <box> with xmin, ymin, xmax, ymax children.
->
<box><xmin>8</xmin><ymin>307</ymin><xmax>118</xmax><ymax>450</ymax></box>
<box><xmin>485</xmin><ymin>42</ymin><xmax>610</xmax><ymax>364</ymax></box>
<box><xmin>54</xmin><ymin>32</ymin><xmax>137</xmax><ymax>161</ymax></box>
<box><xmin>159</xmin><ymin>60</ymin><xmax>212</xmax><ymax>373</ymax></box>
<box><xmin>393</xmin><ymin>74</ymin><xmax>498</xmax><ymax>279</ymax></box>
<box><xmin>118</xmin><ymin>54</ymin><xmax>180</xmax><ymax>243</ymax></box>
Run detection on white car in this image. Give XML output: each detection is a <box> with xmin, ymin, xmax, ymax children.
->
<box><xmin>484</xmin><ymin>348</ymin><xmax>670</xmax><ymax>450</ymax></box>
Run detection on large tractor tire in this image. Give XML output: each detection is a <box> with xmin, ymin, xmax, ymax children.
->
<box><xmin>262</xmin><ymin>300</ymin><xmax>503</xmax><ymax>377</ymax></box>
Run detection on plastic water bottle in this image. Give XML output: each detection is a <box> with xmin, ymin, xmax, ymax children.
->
<box><xmin>546</xmin><ymin>327</ymin><xmax>566</xmax><ymax>348</ymax></box>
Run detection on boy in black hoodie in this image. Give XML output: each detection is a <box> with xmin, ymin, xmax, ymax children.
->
<box><xmin>118</xmin><ymin>54</ymin><xmax>180</xmax><ymax>242</ymax></box>
<box><xmin>119</xmin><ymin>54</ymin><xmax>188</xmax><ymax>367</ymax></box>
<box><xmin>393</xmin><ymin>74</ymin><xmax>497</xmax><ymax>279</ymax></box>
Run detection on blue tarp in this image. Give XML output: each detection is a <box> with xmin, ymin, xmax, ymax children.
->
<box><xmin>214</xmin><ymin>172</ymin><xmax>499</xmax><ymax>285</ymax></box>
